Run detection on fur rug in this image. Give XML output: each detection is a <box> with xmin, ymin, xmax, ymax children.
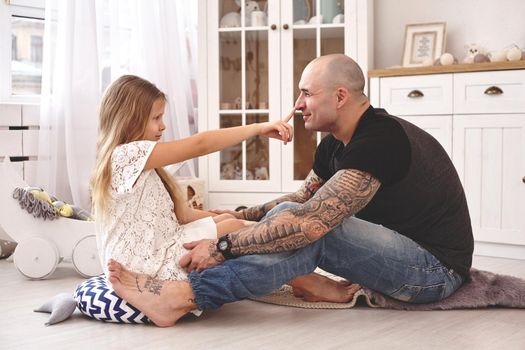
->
<box><xmin>253</xmin><ymin>269</ymin><xmax>525</xmax><ymax>310</ymax></box>
<box><xmin>368</xmin><ymin>268</ymin><xmax>525</xmax><ymax>310</ymax></box>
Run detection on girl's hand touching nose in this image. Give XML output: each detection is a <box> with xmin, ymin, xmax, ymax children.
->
<box><xmin>259</xmin><ymin>108</ymin><xmax>295</xmax><ymax>144</ymax></box>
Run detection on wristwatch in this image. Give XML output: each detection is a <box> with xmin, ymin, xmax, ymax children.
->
<box><xmin>216</xmin><ymin>234</ymin><xmax>235</xmax><ymax>260</ymax></box>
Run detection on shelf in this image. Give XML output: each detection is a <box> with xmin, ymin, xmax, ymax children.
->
<box><xmin>368</xmin><ymin>60</ymin><xmax>525</xmax><ymax>78</ymax></box>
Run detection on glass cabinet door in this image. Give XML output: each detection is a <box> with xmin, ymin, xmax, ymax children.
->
<box><xmin>204</xmin><ymin>0</ymin><xmax>371</xmax><ymax>193</ymax></box>
<box><xmin>281</xmin><ymin>0</ymin><xmax>349</xmax><ymax>192</ymax></box>
<box><xmin>209</xmin><ymin>0</ymin><xmax>281</xmax><ymax>192</ymax></box>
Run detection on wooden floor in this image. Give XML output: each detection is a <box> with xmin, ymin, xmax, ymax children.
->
<box><xmin>2</xmin><ymin>255</ymin><xmax>525</xmax><ymax>350</ymax></box>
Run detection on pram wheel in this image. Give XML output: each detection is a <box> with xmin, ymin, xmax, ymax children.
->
<box><xmin>13</xmin><ymin>236</ymin><xmax>59</xmax><ymax>279</ymax></box>
<box><xmin>72</xmin><ymin>235</ymin><xmax>102</xmax><ymax>277</ymax></box>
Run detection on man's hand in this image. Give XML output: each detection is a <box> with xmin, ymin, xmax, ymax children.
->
<box><xmin>179</xmin><ymin>239</ymin><xmax>226</xmax><ymax>273</ymax></box>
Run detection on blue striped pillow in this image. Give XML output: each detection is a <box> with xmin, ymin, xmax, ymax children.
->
<box><xmin>74</xmin><ymin>275</ymin><xmax>149</xmax><ymax>324</ymax></box>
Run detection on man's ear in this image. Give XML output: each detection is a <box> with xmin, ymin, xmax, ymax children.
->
<box><xmin>335</xmin><ymin>87</ymin><xmax>349</xmax><ymax>108</ymax></box>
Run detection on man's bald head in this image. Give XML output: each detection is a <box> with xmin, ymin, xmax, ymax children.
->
<box><xmin>305</xmin><ymin>54</ymin><xmax>365</xmax><ymax>96</ymax></box>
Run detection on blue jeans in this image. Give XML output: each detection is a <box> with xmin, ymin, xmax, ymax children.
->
<box><xmin>189</xmin><ymin>202</ymin><xmax>465</xmax><ymax>310</ymax></box>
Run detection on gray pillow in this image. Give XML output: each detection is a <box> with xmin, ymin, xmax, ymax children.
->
<box><xmin>34</xmin><ymin>293</ymin><xmax>76</xmax><ymax>325</ymax></box>
<box><xmin>0</xmin><ymin>240</ymin><xmax>17</xmax><ymax>259</ymax></box>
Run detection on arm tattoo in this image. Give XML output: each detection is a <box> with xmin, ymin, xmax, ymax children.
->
<box><xmin>303</xmin><ymin>170</ymin><xmax>324</xmax><ymax>197</ymax></box>
<box><xmin>242</xmin><ymin>170</ymin><xmax>325</xmax><ymax>221</ymax></box>
<box><xmin>230</xmin><ymin>169</ymin><xmax>380</xmax><ymax>256</ymax></box>
<box><xmin>242</xmin><ymin>193</ymin><xmax>301</xmax><ymax>221</ymax></box>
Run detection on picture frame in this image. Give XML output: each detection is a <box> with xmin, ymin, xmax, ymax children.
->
<box><xmin>402</xmin><ymin>22</ymin><xmax>446</xmax><ymax>67</ymax></box>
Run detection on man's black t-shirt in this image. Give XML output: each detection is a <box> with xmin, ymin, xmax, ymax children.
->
<box><xmin>313</xmin><ymin>106</ymin><xmax>473</xmax><ymax>278</ymax></box>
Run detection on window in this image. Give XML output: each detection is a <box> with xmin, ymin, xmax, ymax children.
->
<box><xmin>0</xmin><ymin>1</ymin><xmax>45</xmax><ymax>101</ymax></box>
<box><xmin>11</xmin><ymin>16</ymin><xmax>44</xmax><ymax>95</ymax></box>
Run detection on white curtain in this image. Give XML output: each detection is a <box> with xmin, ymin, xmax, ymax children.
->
<box><xmin>38</xmin><ymin>0</ymin><xmax>198</xmax><ymax>210</ymax></box>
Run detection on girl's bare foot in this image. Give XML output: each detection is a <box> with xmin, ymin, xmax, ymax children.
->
<box><xmin>107</xmin><ymin>259</ymin><xmax>197</xmax><ymax>327</ymax></box>
<box><xmin>288</xmin><ymin>273</ymin><xmax>361</xmax><ymax>303</ymax></box>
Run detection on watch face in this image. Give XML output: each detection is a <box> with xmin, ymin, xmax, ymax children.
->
<box><xmin>218</xmin><ymin>240</ymin><xmax>228</xmax><ymax>251</ymax></box>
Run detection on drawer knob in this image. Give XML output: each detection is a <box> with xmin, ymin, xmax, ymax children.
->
<box><xmin>271</xmin><ymin>24</ymin><xmax>277</xmax><ymax>30</ymax></box>
<box><xmin>523</xmin><ymin>176</ymin><xmax>525</xmax><ymax>184</ymax></box>
<box><xmin>283</xmin><ymin>24</ymin><xmax>289</xmax><ymax>30</ymax></box>
<box><xmin>484</xmin><ymin>86</ymin><xmax>503</xmax><ymax>95</ymax></box>
<box><xmin>407</xmin><ymin>90</ymin><xmax>424</xmax><ymax>98</ymax></box>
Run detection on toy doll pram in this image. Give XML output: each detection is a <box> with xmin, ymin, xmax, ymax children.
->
<box><xmin>0</xmin><ymin>158</ymin><xmax>102</xmax><ymax>279</ymax></box>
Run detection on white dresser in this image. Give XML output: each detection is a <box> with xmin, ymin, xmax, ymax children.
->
<box><xmin>369</xmin><ymin>61</ymin><xmax>525</xmax><ymax>260</ymax></box>
<box><xmin>0</xmin><ymin>103</ymin><xmax>39</xmax><ymax>184</ymax></box>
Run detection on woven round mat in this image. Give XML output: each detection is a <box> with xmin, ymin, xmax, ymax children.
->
<box><xmin>251</xmin><ymin>285</ymin><xmax>378</xmax><ymax>309</ymax></box>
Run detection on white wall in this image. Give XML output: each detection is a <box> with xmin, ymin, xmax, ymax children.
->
<box><xmin>373</xmin><ymin>0</ymin><xmax>525</xmax><ymax>69</ymax></box>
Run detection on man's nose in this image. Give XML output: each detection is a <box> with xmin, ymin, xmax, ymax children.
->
<box><xmin>294</xmin><ymin>96</ymin><xmax>304</xmax><ymax>110</ymax></box>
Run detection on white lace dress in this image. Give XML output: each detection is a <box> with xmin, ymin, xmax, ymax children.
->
<box><xmin>96</xmin><ymin>140</ymin><xmax>217</xmax><ymax>282</ymax></box>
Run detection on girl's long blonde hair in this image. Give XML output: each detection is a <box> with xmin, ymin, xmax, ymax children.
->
<box><xmin>91</xmin><ymin>75</ymin><xmax>184</xmax><ymax>222</ymax></box>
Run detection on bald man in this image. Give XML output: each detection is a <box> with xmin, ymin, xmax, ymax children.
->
<box><xmin>108</xmin><ymin>54</ymin><xmax>473</xmax><ymax>327</ymax></box>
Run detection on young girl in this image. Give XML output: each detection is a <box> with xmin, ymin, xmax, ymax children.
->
<box><xmin>91</xmin><ymin>75</ymin><xmax>291</xmax><ymax>287</ymax></box>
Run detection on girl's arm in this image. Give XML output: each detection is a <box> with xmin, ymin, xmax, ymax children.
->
<box><xmin>178</xmin><ymin>206</ymin><xmax>217</xmax><ymax>225</ymax></box>
<box><xmin>145</xmin><ymin>112</ymin><xmax>294</xmax><ymax>170</ymax></box>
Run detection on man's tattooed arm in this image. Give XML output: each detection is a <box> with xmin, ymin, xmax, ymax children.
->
<box><xmin>242</xmin><ymin>170</ymin><xmax>325</xmax><ymax>221</ymax></box>
<box><xmin>230</xmin><ymin>169</ymin><xmax>381</xmax><ymax>255</ymax></box>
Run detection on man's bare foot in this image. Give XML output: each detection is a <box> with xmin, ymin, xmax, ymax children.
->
<box><xmin>292</xmin><ymin>279</ymin><xmax>352</xmax><ymax>298</ymax></box>
<box><xmin>107</xmin><ymin>259</ymin><xmax>197</xmax><ymax>327</ymax></box>
<box><xmin>288</xmin><ymin>273</ymin><xmax>361</xmax><ymax>303</ymax></box>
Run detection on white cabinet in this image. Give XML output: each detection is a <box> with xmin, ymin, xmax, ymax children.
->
<box><xmin>0</xmin><ymin>103</ymin><xmax>39</xmax><ymax>183</ymax></box>
<box><xmin>370</xmin><ymin>64</ymin><xmax>525</xmax><ymax>259</ymax></box>
<box><xmin>198</xmin><ymin>0</ymin><xmax>373</xmax><ymax>208</ymax></box>
<box><xmin>453</xmin><ymin>114</ymin><xmax>525</xmax><ymax>246</ymax></box>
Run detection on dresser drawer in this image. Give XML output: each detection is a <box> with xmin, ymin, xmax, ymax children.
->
<box><xmin>0</xmin><ymin>130</ymin><xmax>23</xmax><ymax>156</ymax></box>
<box><xmin>379</xmin><ymin>74</ymin><xmax>453</xmax><ymax>116</ymax></box>
<box><xmin>454</xmin><ymin>70</ymin><xmax>525</xmax><ymax>114</ymax></box>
